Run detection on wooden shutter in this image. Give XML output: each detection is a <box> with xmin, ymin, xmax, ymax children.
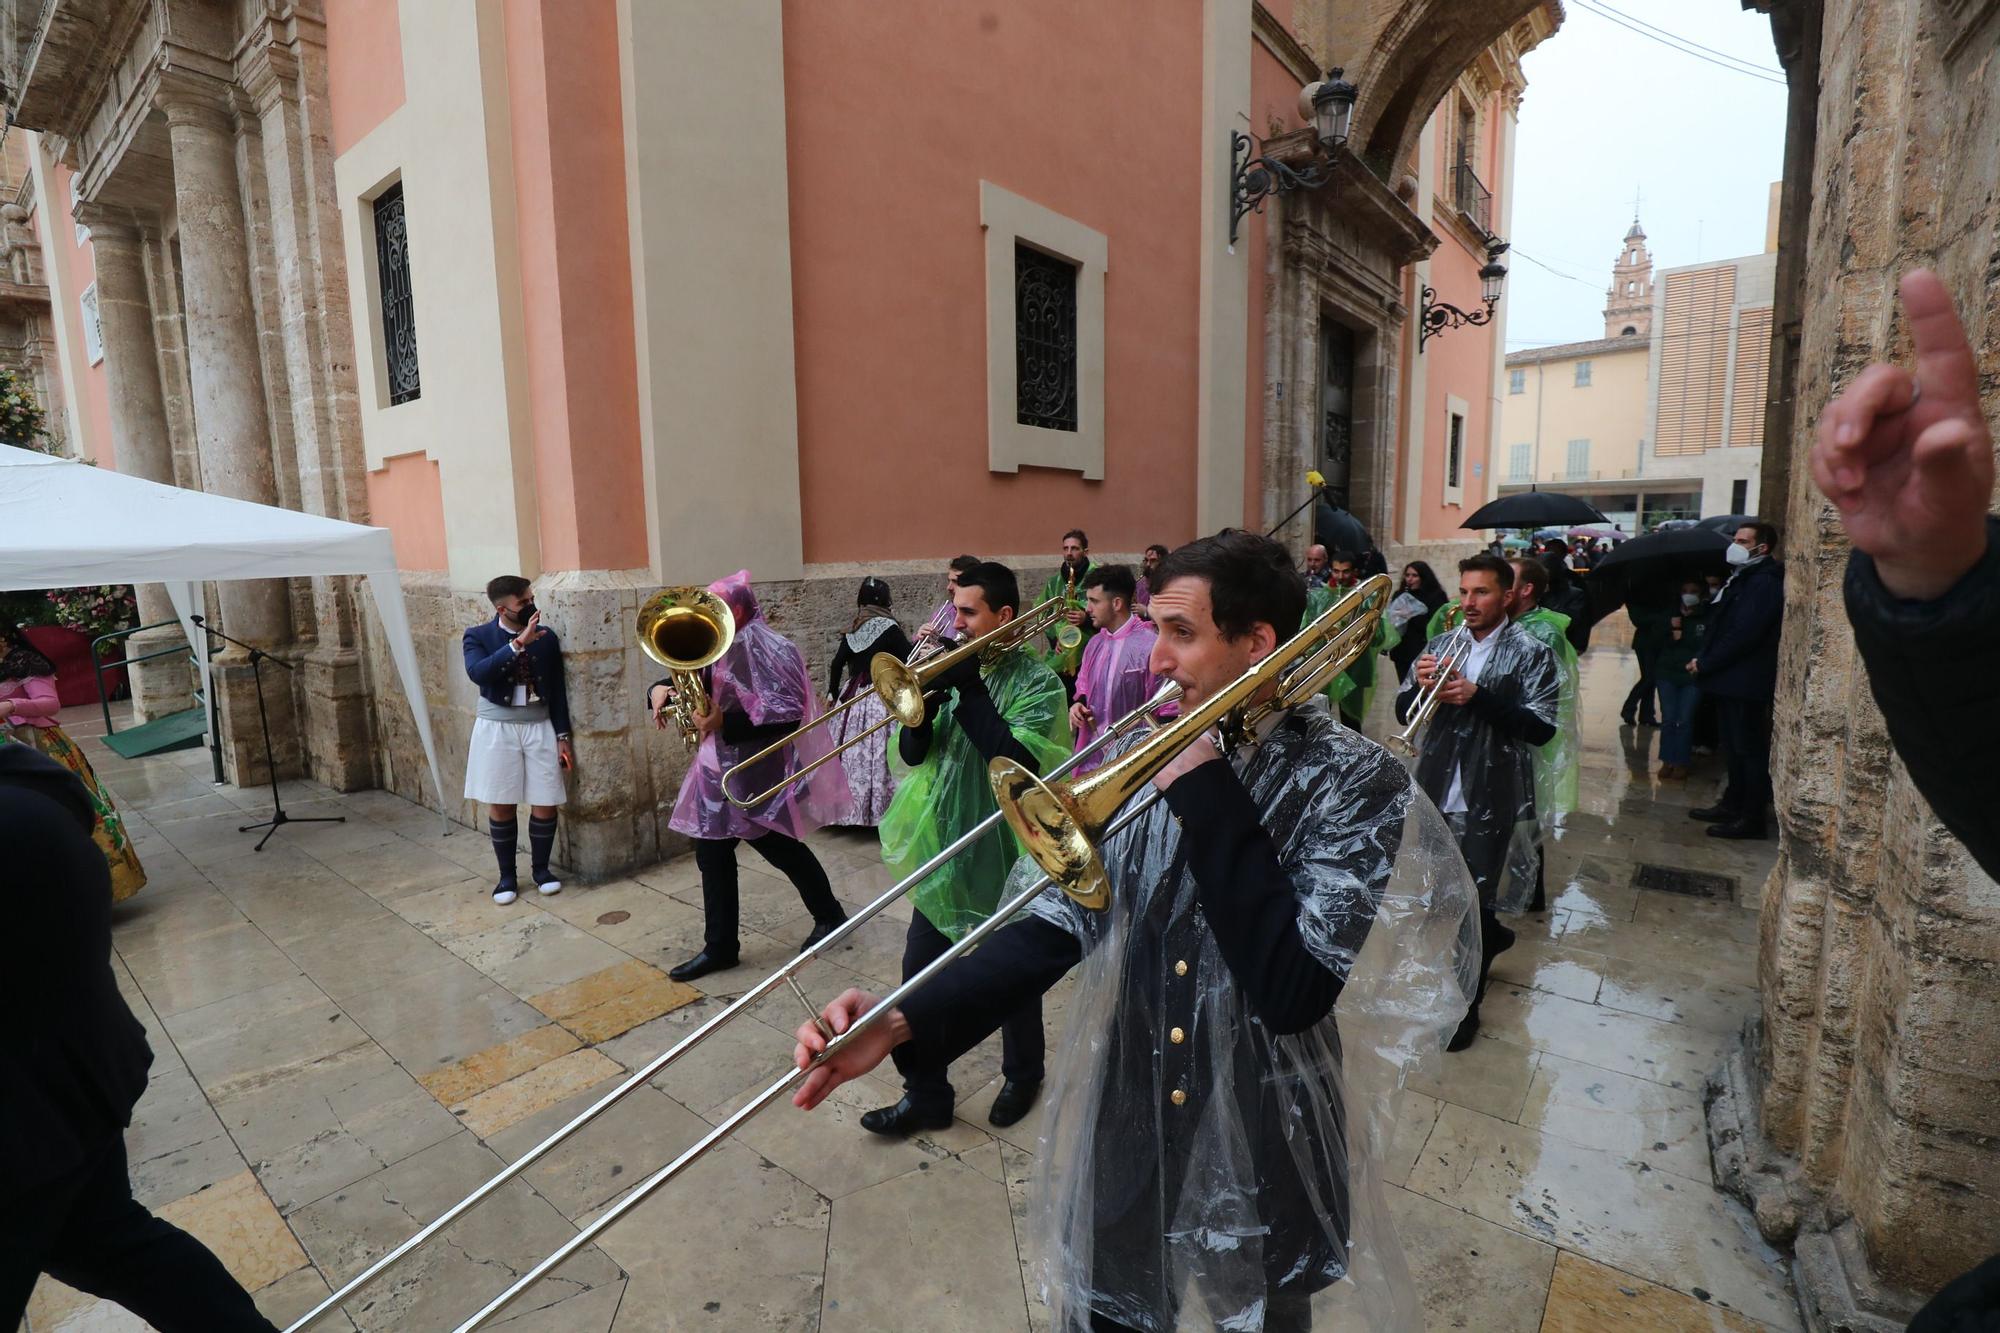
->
<box><xmin>1730</xmin><ymin>306</ymin><xmax>1773</xmax><ymax>446</ymax></box>
<box><xmin>1656</xmin><ymin>267</ymin><xmax>1736</xmax><ymax>456</ymax></box>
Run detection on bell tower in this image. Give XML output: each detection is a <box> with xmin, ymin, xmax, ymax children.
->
<box><xmin>1605</xmin><ymin>216</ymin><xmax>1654</xmax><ymax>338</ymax></box>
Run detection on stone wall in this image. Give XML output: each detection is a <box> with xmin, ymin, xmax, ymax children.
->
<box><xmin>1731</xmin><ymin>0</ymin><xmax>2000</xmax><ymax>1311</ymax></box>
<box><xmin>359</xmin><ymin>556</ymin><xmax>1127</xmax><ymax>882</ymax></box>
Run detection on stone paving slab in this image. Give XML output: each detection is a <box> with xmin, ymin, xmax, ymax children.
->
<box><xmin>21</xmin><ymin>648</ymin><xmax>1798</xmax><ymax>1332</ymax></box>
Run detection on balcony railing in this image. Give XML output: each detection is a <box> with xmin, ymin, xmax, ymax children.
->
<box><xmin>1454</xmin><ymin>162</ymin><xmax>1492</xmax><ymax>236</ymax></box>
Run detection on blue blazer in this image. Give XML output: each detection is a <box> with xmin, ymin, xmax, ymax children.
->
<box><xmin>463</xmin><ymin>617</ymin><xmax>572</xmax><ymax>738</ymax></box>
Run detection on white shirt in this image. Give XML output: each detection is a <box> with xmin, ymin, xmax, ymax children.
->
<box><xmin>1440</xmin><ymin>626</ymin><xmax>1503</xmax><ymax>815</ymax></box>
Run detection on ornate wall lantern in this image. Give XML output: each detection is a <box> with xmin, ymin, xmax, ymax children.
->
<box><xmin>1419</xmin><ymin>240</ymin><xmax>1511</xmax><ymax>350</ymax></box>
<box><xmin>1229</xmin><ymin>68</ymin><xmax>1358</xmax><ymax>247</ymax></box>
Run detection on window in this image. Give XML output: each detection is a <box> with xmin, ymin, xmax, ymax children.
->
<box><xmin>1014</xmin><ymin>243</ymin><xmax>1078</xmax><ymax>431</ymax></box>
<box><xmin>1508</xmin><ymin>368</ymin><xmax>1525</xmax><ymax>395</ymax></box>
<box><xmin>1731</xmin><ymin>478</ymin><xmax>1749</xmax><ymax>513</ymax></box>
<box><xmin>1566</xmin><ymin>438</ymin><xmax>1590</xmax><ymax>479</ymax></box>
<box><xmin>1574</xmin><ymin>360</ymin><xmax>1592</xmax><ymax>387</ymax></box>
<box><xmin>1508</xmin><ymin>442</ymin><xmax>1530</xmax><ymax>481</ymax></box>
<box><xmin>79</xmin><ymin>281</ymin><xmax>102</xmax><ymax>366</ymax></box>
<box><xmin>1621</xmin><ymin>325</ymin><xmax>1638</xmax><ymax>337</ymax></box>
<box><xmin>1455</xmin><ymin>99</ymin><xmax>1477</xmax><ymax>169</ymax></box>
<box><xmin>1447</xmin><ymin>414</ymin><xmax>1465</xmax><ymax>488</ymax></box>
<box><xmin>372</xmin><ymin>182</ymin><xmax>421</xmax><ymax>406</ymax></box>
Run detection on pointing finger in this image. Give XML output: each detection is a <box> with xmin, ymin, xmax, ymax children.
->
<box><xmin>1901</xmin><ymin>270</ymin><xmax>1981</xmax><ymax>414</ymax></box>
<box><xmin>1819</xmin><ymin>363</ymin><xmax>1917</xmax><ymax>481</ymax></box>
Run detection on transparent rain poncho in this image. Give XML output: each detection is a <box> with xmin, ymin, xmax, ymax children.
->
<box><xmin>879</xmin><ymin>648</ymin><xmax>1071</xmax><ymax>941</ymax></box>
<box><xmin>668</xmin><ymin>571</ymin><xmax>853</xmax><ymax>840</ymax></box>
<box><xmin>1399</xmin><ymin>620</ymin><xmax>1562</xmax><ymax>912</ymax></box>
<box><xmin>1512</xmin><ymin>607</ymin><xmax>1581</xmax><ymax>823</ymax></box>
<box><xmin>1020</xmin><ymin>700</ymin><xmax>1479</xmax><ymax>1330</ymax></box>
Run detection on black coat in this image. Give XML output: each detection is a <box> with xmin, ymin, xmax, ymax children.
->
<box><xmin>1698</xmin><ymin>558</ymin><xmax>1785</xmax><ymax>699</ymax></box>
<box><xmin>1844</xmin><ymin>517</ymin><xmax>2000</xmax><ymax>879</ymax></box>
<box><xmin>0</xmin><ymin>746</ymin><xmax>154</xmax><ymax>1198</ymax></box>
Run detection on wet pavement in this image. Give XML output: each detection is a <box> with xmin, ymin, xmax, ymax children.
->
<box><xmin>20</xmin><ymin>642</ymin><xmax>1793</xmax><ymax>1332</ymax></box>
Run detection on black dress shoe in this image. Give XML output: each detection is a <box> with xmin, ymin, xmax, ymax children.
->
<box><xmin>1689</xmin><ymin>804</ymin><xmax>1739</xmax><ymax>823</ymax></box>
<box><xmin>1447</xmin><ymin>1007</ymin><xmax>1481</xmax><ymax>1052</ymax></box>
<box><xmin>987</xmin><ymin>1080</ymin><xmax>1041</xmax><ymax>1128</ymax></box>
<box><xmin>859</xmin><ymin>1096</ymin><xmax>953</xmax><ymax>1137</ymax></box>
<box><xmin>1637</xmin><ymin>713</ymin><xmax>1660</xmax><ymax>727</ymax></box>
<box><xmin>799</xmin><ymin>917</ymin><xmax>847</xmax><ymax>955</ymax></box>
<box><xmin>1708</xmin><ymin>820</ymin><xmax>1768</xmax><ymax>840</ymax></box>
<box><xmin>667</xmin><ymin>949</ymin><xmax>739</xmax><ymax>983</ymax></box>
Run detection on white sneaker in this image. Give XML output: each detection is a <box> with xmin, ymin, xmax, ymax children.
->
<box><xmin>493</xmin><ymin>882</ymin><xmax>519</xmax><ymax>906</ymax></box>
<box><xmin>534</xmin><ymin>874</ymin><xmax>562</xmax><ymax>897</ymax></box>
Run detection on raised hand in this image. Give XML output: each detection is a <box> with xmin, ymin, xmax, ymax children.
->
<box><xmin>1813</xmin><ymin>270</ymin><xmax>1994</xmax><ymax>600</ymax></box>
<box><xmin>792</xmin><ymin>988</ymin><xmax>906</xmax><ymax>1111</ymax></box>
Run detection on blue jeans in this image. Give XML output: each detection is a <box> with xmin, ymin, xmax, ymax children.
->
<box><xmin>1657</xmin><ymin>678</ymin><xmax>1700</xmax><ymax>765</ymax></box>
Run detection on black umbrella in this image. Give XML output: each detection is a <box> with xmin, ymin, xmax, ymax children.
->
<box><xmin>1461</xmin><ymin>492</ymin><xmax>1608</xmax><ymax>530</ymax></box>
<box><xmin>1696</xmin><ymin>513</ymin><xmax>1758</xmax><ymax>534</ymax></box>
<box><xmin>1584</xmin><ymin>527</ymin><xmax>1732</xmax><ymax>628</ymax></box>
<box><xmin>1313</xmin><ymin>498</ymin><xmax>1374</xmax><ymax>556</ymax></box>
<box><xmin>1593</xmin><ymin>525</ymin><xmax>1731</xmax><ymax>572</ymax></box>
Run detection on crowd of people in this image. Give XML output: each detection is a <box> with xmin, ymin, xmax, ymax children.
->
<box><xmin>7</xmin><ymin>269</ymin><xmax>1993</xmax><ymax>1332</ymax></box>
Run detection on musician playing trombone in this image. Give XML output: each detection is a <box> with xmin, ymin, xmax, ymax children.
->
<box><xmin>1395</xmin><ymin>553</ymin><xmax>1561</xmax><ymax>1051</ymax></box>
<box><xmin>863</xmin><ymin>560</ymin><xmax>1072</xmax><ymax>1136</ymax></box>
<box><xmin>795</xmin><ymin>531</ymin><xmax>1478</xmax><ymax>1331</ymax></box>
<box><xmin>654</xmin><ymin>572</ymin><xmax>854</xmax><ymax>984</ymax></box>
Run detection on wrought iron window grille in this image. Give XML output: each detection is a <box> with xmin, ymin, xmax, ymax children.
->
<box><xmin>373</xmin><ymin>182</ymin><xmax>421</xmax><ymax>406</ymax></box>
<box><xmin>1015</xmin><ymin>243</ymin><xmax>1078</xmax><ymax>432</ymax></box>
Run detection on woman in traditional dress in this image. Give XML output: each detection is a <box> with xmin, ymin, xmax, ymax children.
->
<box><xmin>824</xmin><ymin>578</ymin><xmax>910</xmax><ymax>827</ymax></box>
<box><xmin>0</xmin><ymin>623</ymin><xmax>147</xmax><ymax>900</ymax></box>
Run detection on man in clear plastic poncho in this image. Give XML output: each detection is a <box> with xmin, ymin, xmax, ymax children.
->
<box><xmin>867</xmin><ymin>561</ymin><xmax>1071</xmax><ymax>1135</ymax></box>
<box><xmin>1508</xmin><ymin>557</ymin><xmax>1581</xmax><ymax>913</ymax></box>
<box><xmin>1311</xmin><ymin>552</ymin><xmax>1400</xmax><ymax>733</ymax></box>
<box><xmin>656</xmin><ymin>572</ymin><xmax>854</xmax><ymax>983</ymax></box>
<box><xmin>1395</xmin><ymin>554</ymin><xmax>1560</xmax><ymax>1050</ymax></box>
<box><xmin>1069</xmin><ymin>564</ymin><xmax>1160</xmax><ymax>777</ymax></box>
<box><xmin>794</xmin><ymin>531</ymin><xmax>1478</xmax><ymax>1331</ymax></box>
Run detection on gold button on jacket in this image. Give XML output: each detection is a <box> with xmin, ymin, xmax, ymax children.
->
<box><xmin>1174</xmin><ymin>960</ymin><xmax>1189</xmax><ymax>977</ymax></box>
<box><xmin>1169</xmin><ymin>1027</ymin><xmax>1185</xmax><ymax>1045</ymax></box>
<box><xmin>1170</xmin><ymin>1088</ymin><xmax>1187</xmax><ymax>1106</ymax></box>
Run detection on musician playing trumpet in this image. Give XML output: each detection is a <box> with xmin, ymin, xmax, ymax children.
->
<box><xmin>1395</xmin><ymin>553</ymin><xmax>1561</xmax><ymax>1051</ymax></box>
<box><xmin>862</xmin><ymin>561</ymin><xmax>1071</xmax><ymax>1136</ymax></box>
<box><xmin>652</xmin><ymin>572</ymin><xmax>854</xmax><ymax>983</ymax></box>
<box><xmin>795</xmin><ymin>532</ymin><xmax>1477</xmax><ymax>1331</ymax></box>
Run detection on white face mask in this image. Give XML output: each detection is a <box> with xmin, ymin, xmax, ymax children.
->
<box><xmin>1725</xmin><ymin>542</ymin><xmax>1754</xmax><ymax>567</ymax></box>
<box><xmin>1681</xmin><ymin>592</ymin><xmax>1701</xmax><ymax>609</ymax></box>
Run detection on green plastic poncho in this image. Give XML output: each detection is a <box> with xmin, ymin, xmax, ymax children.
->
<box><xmin>1425</xmin><ymin>599</ymin><xmax>1461</xmax><ymax>641</ymax></box>
<box><xmin>1038</xmin><ymin>563</ymin><xmax>1094</xmax><ymax>677</ymax></box>
<box><xmin>879</xmin><ymin>649</ymin><xmax>1072</xmax><ymax>941</ymax></box>
<box><xmin>1513</xmin><ymin>606</ymin><xmax>1580</xmax><ymax>819</ymax></box>
<box><xmin>1310</xmin><ymin>583</ymin><xmax>1402</xmax><ymax>723</ymax></box>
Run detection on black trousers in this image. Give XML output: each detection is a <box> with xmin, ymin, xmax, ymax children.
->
<box><xmin>1716</xmin><ymin>695</ymin><xmax>1774</xmax><ymax>822</ymax></box>
<box><xmin>693</xmin><ymin>831</ymin><xmax>844</xmax><ymax>954</ymax></box>
<box><xmin>1</xmin><ymin>1136</ymin><xmax>277</xmax><ymax>1332</ymax></box>
<box><xmin>899</xmin><ymin>907</ymin><xmax>1043</xmax><ymax>1113</ymax></box>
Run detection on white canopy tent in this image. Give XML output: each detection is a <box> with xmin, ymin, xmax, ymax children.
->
<box><xmin>0</xmin><ymin>446</ymin><xmax>447</xmax><ymax>827</ymax></box>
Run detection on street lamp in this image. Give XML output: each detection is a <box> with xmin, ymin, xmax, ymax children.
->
<box><xmin>1229</xmin><ymin>67</ymin><xmax>1358</xmax><ymax>247</ymax></box>
<box><xmin>1419</xmin><ymin>240</ymin><xmax>1511</xmax><ymax>351</ymax></box>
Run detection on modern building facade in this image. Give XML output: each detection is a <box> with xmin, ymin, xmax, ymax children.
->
<box><xmin>3</xmin><ymin>0</ymin><xmax>1555</xmax><ymax>875</ymax></box>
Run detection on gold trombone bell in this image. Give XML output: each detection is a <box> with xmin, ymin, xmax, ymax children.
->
<box><xmin>991</xmin><ymin>575</ymin><xmax>1392</xmax><ymax>911</ymax></box>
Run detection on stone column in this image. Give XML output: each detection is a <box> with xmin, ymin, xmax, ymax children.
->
<box><xmin>79</xmin><ymin>213</ymin><xmax>193</xmax><ymax>720</ymax></box>
<box><xmin>157</xmin><ymin>72</ymin><xmax>298</xmax><ymax>783</ymax></box>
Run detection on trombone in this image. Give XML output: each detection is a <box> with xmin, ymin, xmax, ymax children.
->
<box><xmin>636</xmin><ymin>586</ymin><xmax>735</xmax><ymax>747</ymax></box>
<box><xmin>718</xmin><ymin>593</ymin><xmax>1082</xmax><ymax>809</ymax></box>
<box><xmin>1387</xmin><ymin>607</ymin><xmax>1473</xmax><ymax>757</ymax></box>
<box><xmin>282</xmin><ymin>673</ymin><xmax>1185</xmax><ymax>1333</ymax></box>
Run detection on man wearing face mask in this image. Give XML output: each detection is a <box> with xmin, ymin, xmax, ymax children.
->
<box><xmin>463</xmin><ymin>576</ymin><xmax>574</xmax><ymax>905</ymax></box>
<box><xmin>1686</xmin><ymin>522</ymin><xmax>1784</xmax><ymax>838</ymax></box>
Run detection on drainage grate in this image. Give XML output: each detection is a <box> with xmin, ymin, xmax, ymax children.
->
<box><xmin>1633</xmin><ymin>863</ymin><xmax>1737</xmax><ymax>901</ymax></box>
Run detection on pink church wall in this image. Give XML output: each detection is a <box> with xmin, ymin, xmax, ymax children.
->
<box><xmin>502</xmin><ymin>0</ymin><xmax>648</xmax><ymax>575</ymax></box>
<box><xmin>784</xmin><ymin>4</ymin><xmax>1205</xmax><ymax>563</ymax></box>
<box><xmin>326</xmin><ymin>0</ymin><xmax>407</xmax><ymax>156</ymax></box>
<box><xmin>365</xmin><ymin>452</ymin><xmax>449</xmax><ymax>571</ymax></box>
<box><xmin>45</xmin><ymin>164</ymin><xmax>112</xmax><ymax>467</ymax></box>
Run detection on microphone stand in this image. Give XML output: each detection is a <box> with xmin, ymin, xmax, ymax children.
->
<box><xmin>190</xmin><ymin>616</ymin><xmax>346</xmax><ymax>852</ymax></box>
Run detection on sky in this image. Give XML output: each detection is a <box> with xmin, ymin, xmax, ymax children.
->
<box><xmin>1502</xmin><ymin>0</ymin><xmax>1790</xmax><ymax>349</ymax></box>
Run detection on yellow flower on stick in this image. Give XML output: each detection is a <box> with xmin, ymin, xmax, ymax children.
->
<box><xmin>1305</xmin><ymin>470</ymin><xmax>1326</xmax><ymax>489</ymax></box>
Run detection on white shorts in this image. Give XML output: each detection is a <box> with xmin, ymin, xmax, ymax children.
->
<box><xmin>464</xmin><ymin>718</ymin><xmax>568</xmax><ymax>807</ymax></box>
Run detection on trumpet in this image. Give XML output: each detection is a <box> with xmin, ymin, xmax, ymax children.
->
<box><xmin>636</xmin><ymin>586</ymin><xmax>735</xmax><ymax>747</ymax></box>
<box><xmin>1387</xmin><ymin>612</ymin><xmax>1474</xmax><ymax>758</ymax></box>
<box><xmin>282</xmin><ymin>675</ymin><xmax>1185</xmax><ymax>1333</ymax></box>
<box><xmin>719</xmin><ymin>593</ymin><xmax>1079</xmax><ymax>809</ymax></box>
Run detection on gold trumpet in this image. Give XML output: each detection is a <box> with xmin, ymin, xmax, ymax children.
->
<box><xmin>720</xmin><ymin>593</ymin><xmax>1078</xmax><ymax>809</ymax></box>
<box><xmin>991</xmin><ymin>574</ymin><xmax>1392</xmax><ymax>909</ymax></box>
<box><xmin>637</xmin><ymin>586</ymin><xmax>735</xmax><ymax>747</ymax></box>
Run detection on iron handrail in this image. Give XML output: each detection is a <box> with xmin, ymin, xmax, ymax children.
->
<box><xmin>89</xmin><ymin>620</ymin><xmax>200</xmax><ymax>735</ymax></box>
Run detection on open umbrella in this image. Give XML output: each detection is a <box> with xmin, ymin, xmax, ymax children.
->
<box><xmin>1591</xmin><ymin>524</ymin><xmax>1731</xmax><ymax>574</ymax></box>
<box><xmin>1697</xmin><ymin>513</ymin><xmax>1758</xmax><ymax>534</ymax></box>
<box><xmin>1568</xmin><ymin>524</ymin><xmax>1630</xmax><ymax>542</ymax></box>
<box><xmin>1462</xmin><ymin>492</ymin><xmax>1608</xmax><ymax>530</ymax></box>
<box><xmin>1313</xmin><ymin>497</ymin><xmax>1374</xmax><ymax>555</ymax></box>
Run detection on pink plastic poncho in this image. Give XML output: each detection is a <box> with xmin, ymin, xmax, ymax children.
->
<box><xmin>668</xmin><ymin>571</ymin><xmax>853</xmax><ymax>840</ymax></box>
<box><xmin>1070</xmin><ymin>613</ymin><xmax>1160</xmax><ymax>774</ymax></box>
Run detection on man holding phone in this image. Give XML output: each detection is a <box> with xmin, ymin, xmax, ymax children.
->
<box><xmin>463</xmin><ymin>576</ymin><xmax>574</xmax><ymax>905</ymax></box>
